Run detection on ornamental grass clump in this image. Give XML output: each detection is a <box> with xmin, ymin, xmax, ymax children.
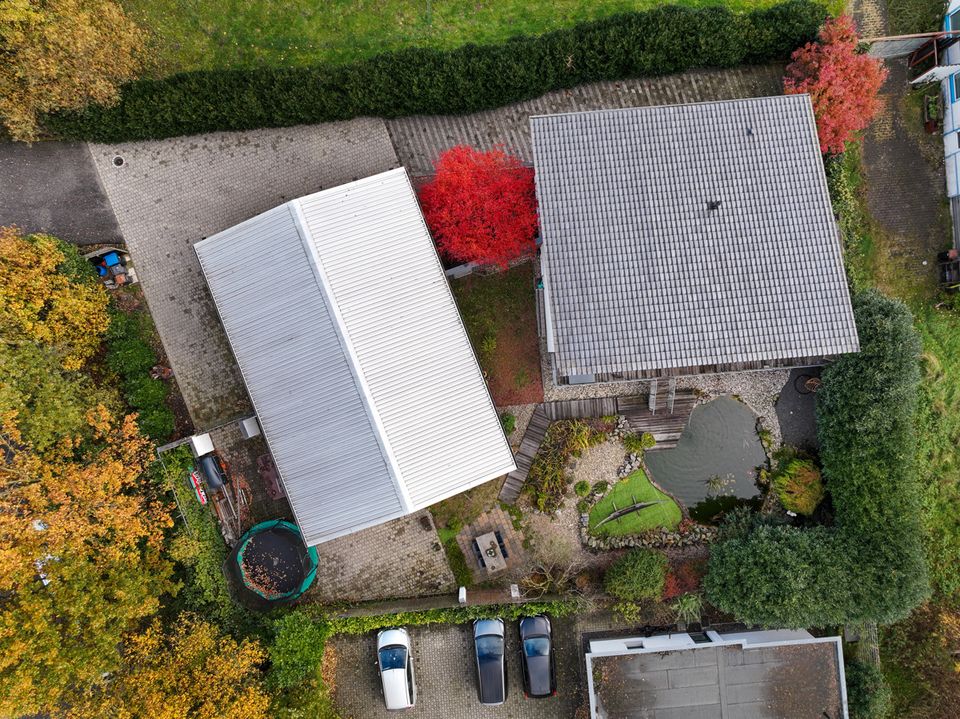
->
<box><xmin>772</xmin><ymin>457</ymin><xmax>824</xmax><ymax>515</ymax></box>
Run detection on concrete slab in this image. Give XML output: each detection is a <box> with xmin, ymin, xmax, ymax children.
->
<box><xmin>0</xmin><ymin>141</ymin><xmax>122</xmax><ymax>244</ymax></box>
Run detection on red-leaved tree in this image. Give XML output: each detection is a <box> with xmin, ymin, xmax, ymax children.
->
<box><xmin>784</xmin><ymin>15</ymin><xmax>887</xmax><ymax>155</ymax></box>
<box><xmin>419</xmin><ymin>145</ymin><xmax>538</xmax><ymax>268</ymax></box>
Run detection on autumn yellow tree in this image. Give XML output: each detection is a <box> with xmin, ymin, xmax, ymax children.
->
<box><xmin>0</xmin><ymin>226</ymin><xmax>109</xmax><ymax>369</ymax></box>
<box><xmin>67</xmin><ymin>614</ymin><xmax>271</xmax><ymax>719</ymax></box>
<box><xmin>0</xmin><ymin>0</ymin><xmax>144</xmax><ymax>140</ymax></box>
<box><xmin>0</xmin><ymin>407</ymin><xmax>173</xmax><ymax>715</ymax></box>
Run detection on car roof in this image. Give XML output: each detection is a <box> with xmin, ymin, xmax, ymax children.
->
<box><xmin>478</xmin><ymin>650</ymin><xmax>506</xmax><ymax>704</ymax></box>
<box><xmin>519</xmin><ymin>615</ymin><xmax>551</xmax><ymax>638</ymax></box>
<box><xmin>381</xmin><ymin>667</ymin><xmax>412</xmax><ymax>710</ymax></box>
<box><xmin>474</xmin><ymin>618</ymin><xmax>504</xmax><ymax>637</ymax></box>
<box><xmin>377</xmin><ymin>628</ymin><xmax>410</xmax><ymax>649</ymax></box>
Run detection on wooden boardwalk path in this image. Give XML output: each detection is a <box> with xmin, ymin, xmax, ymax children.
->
<box><xmin>498</xmin><ymin>390</ymin><xmax>699</xmax><ymax>503</ymax></box>
<box><xmin>499</xmin><ymin>406</ymin><xmax>549</xmax><ymax>503</ymax></box>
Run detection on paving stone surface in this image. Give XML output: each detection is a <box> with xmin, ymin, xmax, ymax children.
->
<box><xmin>88</xmin><ymin>120</ymin><xmax>400</xmax><ymax>429</ymax></box>
<box><xmin>331</xmin><ymin>616</ymin><xmax>580</xmax><ymax>718</ymax></box>
<box><xmin>303</xmin><ymin>510</ymin><xmax>455</xmax><ymax>604</ymax></box>
<box><xmin>456</xmin><ymin>506</ymin><xmax>528</xmax><ymax>583</ymax></box>
<box><xmin>387</xmin><ymin>65</ymin><xmax>784</xmax><ymax>175</ymax></box>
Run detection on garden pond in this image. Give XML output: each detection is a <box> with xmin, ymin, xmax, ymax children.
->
<box><xmin>644</xmin><ymin>397</ymin><xmax>766</xmax><ymax>519</ymax></box>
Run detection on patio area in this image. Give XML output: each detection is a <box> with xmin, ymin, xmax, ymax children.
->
<box><xmin>454</xmin><ymin>506</ymin><xmax>528</xmax><ymax>582</ymax></box>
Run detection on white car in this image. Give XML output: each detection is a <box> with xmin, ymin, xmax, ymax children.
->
<box><xmin>376</xmin><ymin>628</ymin><xmax>417</xmax><ymax>710</ymax></box>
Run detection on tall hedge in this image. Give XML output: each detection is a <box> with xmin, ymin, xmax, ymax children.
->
<box><xmin>706</xmin><ymin>290</ymin><xmax>929</xmax><ymax>627</ymax></box>
<box><xmin>44</xmin><ymin>1</ymin><xmax>827</xmax><ymax>142</ymax></box>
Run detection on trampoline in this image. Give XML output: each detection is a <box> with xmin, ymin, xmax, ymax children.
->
<box><xmin>227</xmin><ymin>520</ymin><xmax>318</xmax><ymax>606</ymax></box>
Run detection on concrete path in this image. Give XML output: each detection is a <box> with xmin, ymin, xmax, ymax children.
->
<box><xmin>0</xmin><ymin>141</ymin><xmax>122</xmax><ymax>244</ymax></box>
<box><xmin>88</xmin><ymin>120</ymin><xmax>400</xmax><ymax>429</ymax></box>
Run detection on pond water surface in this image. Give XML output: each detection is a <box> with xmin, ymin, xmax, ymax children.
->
<box><xmin>644</xmin><ymin>396</ymin><xmax>766</xmax><ymax>510</ymax></box>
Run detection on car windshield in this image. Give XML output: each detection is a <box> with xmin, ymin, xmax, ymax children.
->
<box><xmin>476</xmin><ymin>635</ymin><xmax>504</xmax><ymax>660</ymax></box>
<box><xmin>379</xmin><ymin>645</ymin><xmax>407</xmax><ymax>671</ymax></box>
<box><xmin>523</xmin><ymin>636</ymin><xmax>551</xmax><ymax>657</ymax></box>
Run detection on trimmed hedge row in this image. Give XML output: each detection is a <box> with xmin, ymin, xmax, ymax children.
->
<box><xmin>705</xmin><ymin>291</ymin><xmax>929</xmax><ymax>627</ymax></box>
<box><xmin>45</xmin><ymin>1</ymin><xmax>827</xmax><ymax>142</ymax></box>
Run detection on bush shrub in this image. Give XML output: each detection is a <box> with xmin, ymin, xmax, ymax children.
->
<box><xmin>105</xmin><ymin>306</ymin><xmax>175</xmax><ymax>442</ymax></box>
<box><xmin>845</xmin><ymin>659</ymin><xmax>893</xmax><ymax>719</ymax></box>
<box><xmin>44</xmin><ymin>1</ymin><xmax>827</xmax><ymax>142</ymax></box>
<box><xmin>525</xmin><ymin>420</ymin><xmax>604</xmax><ymax>512</ymax></box>
<box><xmin>706</xmin><ymin>291</ymin><xmax>929</xmax><ymax>627</ymax></box>
<box><xmin>772</xmin><ymin>457</ymin><xmax>825</xmax><ymax>515</ymax></box>
<box><xmin>592</xmin><ymin>480</ymin><xmax>609</xmax><ymax>494</ymax></box>
<box><xmin>574</xmin><ymin>480</ymin><xmax>591</xmax><ymax>497</ymax></box>
<box><xmin>623</xmin><ymin>431</ymin><xmax>656</xmax><ymax>454</ymax></box>
<box><xmin>604</xmin><ymin>548</ymin><xmax>668</xmax><ymax>601</ymax></box>
<box><xmin>327</xmin><ymin>599</ymin><xmax>581</xmax><ymax>635</ymax></box>
<box><xmin>499</xmin><ymin>412</ymin><xmax>516</xmax><ymax>435</ymax></box>
<box><xmin>268</xmin><ymin>611</ymin><xmax>331</xmax><ymax>690</ymax></box>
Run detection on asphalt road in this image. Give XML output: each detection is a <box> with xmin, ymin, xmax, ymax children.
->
<box><xmin>0</xmin><ymin>141</ymin><xmax>122</xmax><ymax>245</ymax></box>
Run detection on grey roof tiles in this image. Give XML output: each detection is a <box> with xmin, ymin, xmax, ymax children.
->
<box><xmin>531</xmin><ymin>95</ymin><xmax>859</xmax><ymax>378</ymax></box>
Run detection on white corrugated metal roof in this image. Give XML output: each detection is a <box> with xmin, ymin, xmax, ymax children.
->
<box><xmin>196</xmin><ymin>169</ymin><xmax>515</xmax><ymax>545</ymax></box>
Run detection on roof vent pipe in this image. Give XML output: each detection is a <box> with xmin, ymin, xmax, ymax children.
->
<box><xmin>707</xmin><ymin>200</ymin><xmax>721</xmax><ymax>211</ymax></box>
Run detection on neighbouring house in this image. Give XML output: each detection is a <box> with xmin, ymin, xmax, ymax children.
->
<box><xmin>585</xmin><ymin>628</ymin><xmax>848</xmax><ymax>719</ymax></box>
<box><xmin>531</xmin><ymin>95</ymin><xmax>860</xmax><ymax>386</ymax></box>
<box><xmin>195</xmin><ymin>169</ymin><xmax>515</xmax><ymax>546</ymax></box>
<box><xmin>937</xmin><ymin>1</ymin><xmax>960</xmax><ymax>247</ymax></box>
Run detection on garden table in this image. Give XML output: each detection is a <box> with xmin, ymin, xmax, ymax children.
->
<box><xmin>474</xmin><ymin>531</ymin><xmax>507</xmax><ymax>574</ymax></box>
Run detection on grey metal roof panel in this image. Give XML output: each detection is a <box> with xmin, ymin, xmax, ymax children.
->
<box><xmin>195</xmin><ymin>205</ymin><xmax>405</xmax><ymax>546</ymax></box>
<box><xmin>531</xmin><ymin>95</ymin><xmax>860</xmax><ymax>377</ymax></box>
<box><xmin>195</xmin><ymin>170</ymin><xmax>515</xmax><ymax>546</ymax></box>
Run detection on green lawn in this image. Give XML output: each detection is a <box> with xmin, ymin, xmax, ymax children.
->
<box><xmin>122</xmin><ymin>0</ymin><xmax>787</xmax><ymax>75</ymax></box>
<box><xmin>588</xmin><ymin>469</ymin><xmax>682</xmax><ymax>536</ymax></box>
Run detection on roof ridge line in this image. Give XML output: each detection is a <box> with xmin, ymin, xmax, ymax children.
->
<box><xmin>288</xmin><ymin>199</ymin><xmax>414</xmax><ymax>514</ymax></box>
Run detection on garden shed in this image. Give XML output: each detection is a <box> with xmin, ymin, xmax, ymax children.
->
<box><xmin>531</xmin><ymin>95</ymin><xmax>860</xmax><ymax>385</ymax></box>
<box><xmin>195</xmin><ymin>169</ymin><xmax>516</xmax><ymax>546</ymax></box>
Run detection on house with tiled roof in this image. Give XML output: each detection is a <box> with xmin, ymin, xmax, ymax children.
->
<box><xmin>531</xmin><ymin>95</ymin><xmax>859</xmax><ymax>386</ymax></box>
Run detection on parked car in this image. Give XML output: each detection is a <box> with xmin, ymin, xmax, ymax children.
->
<box><xmin>519</xmin><ymin>615</ymin><xmax>557</xmax><ymax>698</ymax></box>
<box><xmin>376</xmin><ymin>628</ymin><xmax>417</xmax><ymax>710</ymax></box>
<box><xmin>473</xmin><ymin>618</ymin><xmax>507</xmax><ymax>705</ymax></box>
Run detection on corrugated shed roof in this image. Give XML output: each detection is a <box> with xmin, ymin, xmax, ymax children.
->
<box><xmin>531</xmin><ymin>95</ymin><xmax>860</xmax><ymax>378</ymax></box>
<box><xmin>196</xmin><ymin>169</ymin><xmax>515</xmax><ymax>545</ymax></box>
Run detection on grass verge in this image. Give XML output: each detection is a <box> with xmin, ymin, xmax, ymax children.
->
<box><xmin>436</xmin><ymin>525</ymin><xmax>473</xmax><ymax>587</ymax></box>
<box><xmin>125</xmin><ymin>0</ymin><xmax>793</xmax><ymax>75</ymax></box>
<box><xmin>589</xmin><ymin>469</ymin><xmax>683</xmax><ymax>536</ymax></box>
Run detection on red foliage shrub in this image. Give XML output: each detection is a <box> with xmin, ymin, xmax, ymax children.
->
<box><xmin>783</xmin><ymin>15</ymin><xmax>887</xmax><ymax>155</ymax></box>
<box><xmin>662</xmin><ymin>559</ymin><xmax>707</xmax><ymax>600</ymax></box>
<box><xmin>418</xmin><ymin>145</ymin><xmax>538</xmax><ymax>268</ymax></box>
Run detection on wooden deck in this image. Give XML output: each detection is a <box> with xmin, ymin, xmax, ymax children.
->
<box><xmin>499</xmin><ymin>405</ymin><xmax>549</xmax><ymax>503</ymax></box>
<box><xmin>498</xmin><ymin>390</ymin><xmax>699</xmax><ymax>504</ymax></box>
<box><xmin>618</xmin><ymin>390</ymin><xmax>698</xmax><ymax>449</ymax></box>
<box><xmin>543</xmin><ymin>397</ymin><xmax>618</xmax><ymax>421</ymax></box>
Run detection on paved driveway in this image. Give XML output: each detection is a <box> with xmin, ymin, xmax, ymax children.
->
<box><xmin>332</xmin><ymin>618</ymin><xmax>580</xmax><ymax>719</ymax></box>
<box><xmin>0</xmin><ymin>141</ymin><xmax>122</xmax><ymax>244</ymax></box>
<box><xmin>88</xmin><ymin>120</ymin><xmax>399</xmax><ymax>428</ymax></box>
